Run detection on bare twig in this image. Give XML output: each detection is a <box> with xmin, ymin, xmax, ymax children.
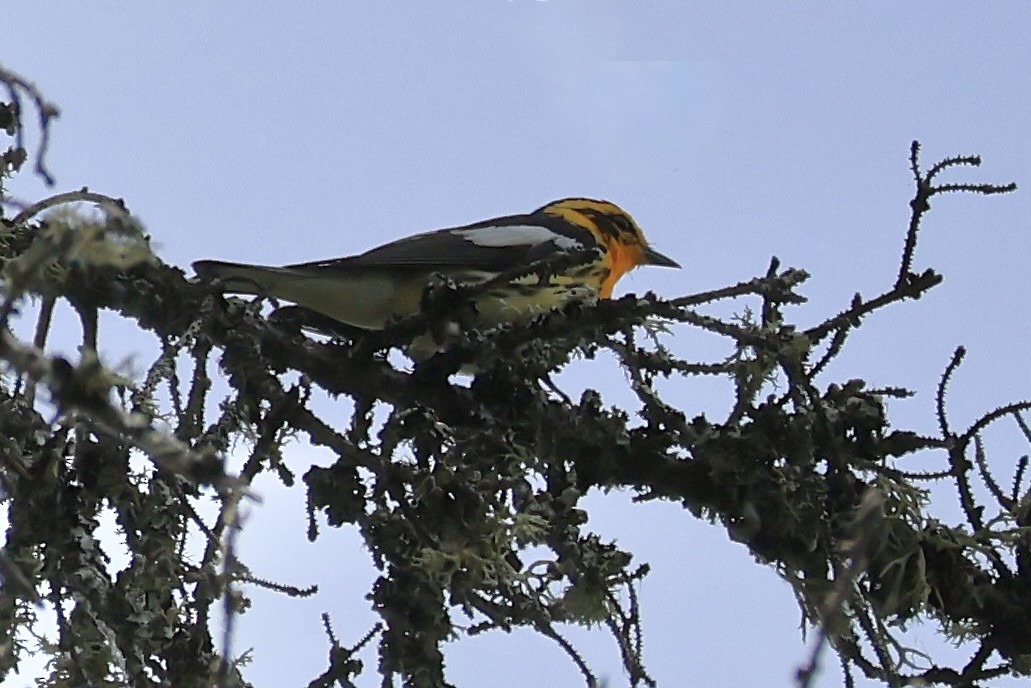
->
<box><xmin>11</xmin><ymin>188</ymin><xmax>131</xmax><ymax>227</ymax></box>
<box><xmin>0</xmin><ymin>63</ymin><xmax>61</xmax><ymax>185</ymax></box>
<box><xmin>897</xmin><ymin>141</ymin><xmax>1016</xmax><ymax>289</ymax></box>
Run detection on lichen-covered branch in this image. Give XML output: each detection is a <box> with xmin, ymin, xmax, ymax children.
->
<box><xmin>1</xmin><ymin>97</ymin><xmax>1028</xmax><ymax>688</ymax></box>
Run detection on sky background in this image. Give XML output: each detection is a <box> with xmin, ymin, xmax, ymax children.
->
<box><xmin>4</xmin><ymin>3</ymin><xmax>1031</xmax><ymax>687</ymax></box>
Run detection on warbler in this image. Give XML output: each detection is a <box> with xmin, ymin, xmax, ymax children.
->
<box><xmin>193</xmin><ymin>198</ymin><xmax>679</xmax><ymax>357</ymax></box>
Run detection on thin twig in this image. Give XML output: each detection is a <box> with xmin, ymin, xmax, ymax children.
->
<box><xmin>11</xmin><ymin>188</ymin><xmax>131</xmax><ymax>227</ymax></box>
<box><xmin>936</xmin><ymin>347</ymin><xmax>965</xmax><ymax>439</ymax></box>
<box><xmin>0</xmin><ymin>63</ymin><xmax>61</xmax><ymax>185</ymax></box>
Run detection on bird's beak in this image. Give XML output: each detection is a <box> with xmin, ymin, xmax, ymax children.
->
<box><xmin>643</xmin><ymin>245</ymin><xmax>680</xmax><ymax>268</ymax></box>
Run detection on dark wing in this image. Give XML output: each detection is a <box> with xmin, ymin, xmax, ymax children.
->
<box><xmin>287</xmin><ymin>212</ymin><xmax>595</xmax><ymax>273</ymax></box>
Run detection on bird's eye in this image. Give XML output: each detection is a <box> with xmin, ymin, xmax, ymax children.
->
<box><xmin>611</xmin><ymin>214</ymin><xmax>635</xmax><ymax>235</ymax></box>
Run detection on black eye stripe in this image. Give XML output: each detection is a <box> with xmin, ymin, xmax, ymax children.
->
<box><xmin>581</xmin><ymin>209</ymin><xmax>637</xmax><ymax>242</ymax></box>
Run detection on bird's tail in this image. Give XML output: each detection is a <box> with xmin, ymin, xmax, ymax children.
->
<box><xmin>192</xmin><ymin>260</ymin><xmax>286</xmax><ymax>295</ymax></box>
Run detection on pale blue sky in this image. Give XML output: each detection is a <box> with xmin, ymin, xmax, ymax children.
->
<box><xmin>5</xmin><ymin>3</ymin><xmax>1031</xmax><ymax>687</ymax></box>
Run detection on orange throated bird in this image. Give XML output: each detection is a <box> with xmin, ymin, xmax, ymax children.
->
<box><xmin>193</xmin><ymin>198</ymin><xmax>679</xmax><ymax>359</ymax></box>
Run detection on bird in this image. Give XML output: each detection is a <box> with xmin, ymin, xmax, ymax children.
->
<box><xmin>193</xmin><ymin>198</ymin><xmax>679</xmax><ymax>358</ymax></box>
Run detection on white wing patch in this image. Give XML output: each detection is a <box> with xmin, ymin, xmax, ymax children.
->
<box><xmin>452</xmin><ymin>224</ymin><xmax>583</xmax><ymax>249</ymax></box>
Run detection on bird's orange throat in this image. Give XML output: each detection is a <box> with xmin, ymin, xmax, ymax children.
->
<box><xmin>599</xmin><ymin>239</ymin><xmax>643</xmax><ymax>298</ymax></box>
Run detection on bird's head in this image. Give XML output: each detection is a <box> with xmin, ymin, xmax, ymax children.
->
<box><xmin>538</xmin><ymin>198</ymin><xmax>680</xmax><ymax>297</ymax></box>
